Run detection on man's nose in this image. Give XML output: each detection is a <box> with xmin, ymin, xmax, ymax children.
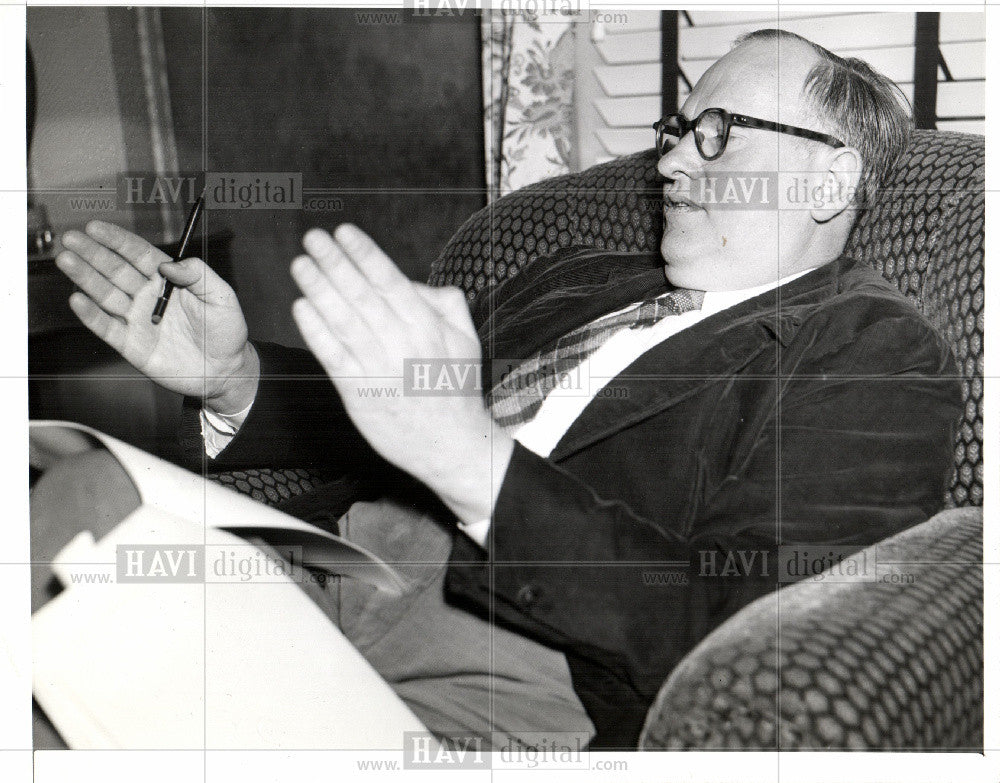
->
<box><xmin>656</xmin><ymin>132</ymin><xmax>702</xmax><ymax>181</ymax></box>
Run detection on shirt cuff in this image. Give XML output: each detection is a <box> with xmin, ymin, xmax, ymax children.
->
<box><xmin>457</xmin><ymin>518</ymin><xmax>491</xmax><ymax>549</ymax></box>
<box><xmin>200</xmin><ymin>399</ymin><xmax>255</xmax><ymax>458</ymax></box>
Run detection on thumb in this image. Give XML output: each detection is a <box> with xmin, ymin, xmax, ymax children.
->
<box><xmin>415</xmin><ymin>284</ymin><xmax>478</xmax><ymax>340</ymax></box>
<box><xmin>157</xmin><ymin>257</ymin><xmax>223</xmax><ymax>301</ymax></box>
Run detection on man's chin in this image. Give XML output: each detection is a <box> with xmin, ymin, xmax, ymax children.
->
<box><xmin>660</xmin><ymin>240</ymin><xmax>691</xmax><ymax>274</ymax></box>
<box><xmin>661</xmin><ymin>244</ymin><xmax>714</xmax><ymax>290</ymax></box>
<box><xmin>661</xmin><ymin>258</ymin><xmax>697</xmax><ymax>290</ymax></box>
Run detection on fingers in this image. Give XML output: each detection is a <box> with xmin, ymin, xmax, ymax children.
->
<box><xmin>82</xmin><ymin>220</ymin><xmax>170</xmax><ymax>277</ymax></box>
<box><xmin>290</xmin><ymin>254</ymin><xmax>379</xmax><ymax>356</ymax></box>
<box><xmin>61</xmin><ymin>229</ymin><xmax>150</xmax><ymax>296</ymax></box>
<box><xmin>297</xmin><ymin>230</ymin><xmax>413</xmax><ymax>337</ymax></box>
<box><xmin>301</xmin><ymin>228</ymin><xmax>371</xmax><ymax>302</ymax></box>
<box><xmin>67</xmin><ymin>292</ymin><xmax>128</xmax><ymax>353</ymax></box>
<box><xmin>294</xmin><ymin>227</ymin><xmax>477</xmax><ymax>376</ymax></box>
<box><xmin>302</xmin><ymin>226</ymin><xmax>432</xmax><ymax>324</ymax></box>
<box><xmin>331</xmin><ymin>224</ymin><xmax>412</xmax><ymax>295</ymax></box>
<box><xmin>55</xmin><ymin>250</ymin><xmax>134</xmax><ymax>319</ymax></box>
<box><xmin>291</xmin><ymin>298</ymin><xmax>361</xmax><ymax>378</ymax></box>
<box><xmin>58</xmin><ymin>222</ymin><xmax>168</xmax><ymax>323</ymax></box>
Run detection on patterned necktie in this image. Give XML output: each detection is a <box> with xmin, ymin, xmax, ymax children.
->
<box><xmin>487</xmin><ymin>287</ymin><xmax>705</xmax><ymax>430</ymax></box>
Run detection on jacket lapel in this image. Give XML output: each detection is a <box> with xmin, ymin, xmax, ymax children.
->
<box><xmin>549</xmin><ymin>256</ymin><xmax>852</xmax><ymax>461</ymax></box>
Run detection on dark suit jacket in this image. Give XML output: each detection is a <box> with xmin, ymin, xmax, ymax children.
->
<box><xmin>186</xmin><ymin>248</ymin><xmax>961</xmax><ymax>749</ymax></box>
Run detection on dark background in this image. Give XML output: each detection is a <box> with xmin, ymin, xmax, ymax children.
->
<box><xmin>160</xmin><ymin>7</ymin><xmax>486</xmax><ymax>346</ymax></box>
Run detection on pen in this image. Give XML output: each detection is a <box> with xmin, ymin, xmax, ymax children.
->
<box><xmin>151</xmin><ymin>192</ymin><xmax>205</xmax><ymax>324</ymax></box>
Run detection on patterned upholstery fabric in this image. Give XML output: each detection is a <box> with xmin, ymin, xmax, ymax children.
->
<box><xmin>847</xmin><ymin>132</ymin><xmax>984</xmax><ymax>507</ymax></box>
<box><xmin>207</xmin><ymin>467</ymin><xmax>332</xmax><ymax>505</ymax></box>
<box><xmin>429</xmin><ymin>150</ymin><xmax>664</xmax><ymax>293</ymax></box>
<box><xmin>429</xmin><ymin>130</ymin><xmax>985</xmax><ymax>507</ymax></box>
<box><xmin>638</xmin><ymin>507</ymin><xmax>983</xmax><ymax>750</ymax></box>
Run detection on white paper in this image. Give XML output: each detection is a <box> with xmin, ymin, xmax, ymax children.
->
<box><xmin>32</xmin><ymin>509</ymin><xmax>430</xmax><ymax>749</ymax></box>
<box><xmin>30</xmin><ymin>421</ymin><xmax>432</xmax><ymax>749</ymax></box>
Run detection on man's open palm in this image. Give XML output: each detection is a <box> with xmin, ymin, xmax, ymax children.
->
<box><xmin>57</xmin><ymin>221</ymin><xmax>257</xmax><ymax>411</ymax></box>
<box><xmin>290</xmin><ymin>225</ymin><xmax>514</xmax><ymax>524</ymax></box>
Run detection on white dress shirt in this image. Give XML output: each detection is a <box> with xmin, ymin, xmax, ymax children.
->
<box><xmin>202</xmin><ymin>268</ymin><xmax>815</xmax><ymax>548</ymax></box>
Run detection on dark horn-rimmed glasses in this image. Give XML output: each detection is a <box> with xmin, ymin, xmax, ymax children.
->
<box><xmin>653</xmin><ymin>107</ymin><xmax>846</xmax><ymax>161</ymax></box>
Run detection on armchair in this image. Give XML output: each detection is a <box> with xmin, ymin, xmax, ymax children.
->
<box><xmin>214</xmin><ymin>129</ymin><xmax>983</xmax><ymax>750</ymax></box>
<box><xmin>427</xmin><ymin>129</ymin><xmax>984</xmax><ymax>750</ymax></box>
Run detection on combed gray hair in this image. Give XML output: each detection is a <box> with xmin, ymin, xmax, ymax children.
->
<box><xmin>734</xmin><ymin>28</ymin><xmax>913</xmax><ymax>208</ymax></box>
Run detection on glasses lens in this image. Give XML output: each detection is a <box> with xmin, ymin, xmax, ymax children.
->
<box><xmin>656</xmin><ymin>115</ymin><xmax>684</xmax><ymax>155</ymax></box>
<box><xmin>695</xmin><ymin>110</ymin><xmax>726</xmax><ymax>158</ymax></box>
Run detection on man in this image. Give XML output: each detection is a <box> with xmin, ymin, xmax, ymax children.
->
<box><xmin>46</xmin><ymin>30</ymin><xmax>960</xmax><ymax>748</ymax></box>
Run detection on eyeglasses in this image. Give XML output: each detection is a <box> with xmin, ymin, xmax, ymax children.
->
<box><xmin>653</xmin><ymin>107</ymin><xmax>845</xmax><ymax>161</ymax></box>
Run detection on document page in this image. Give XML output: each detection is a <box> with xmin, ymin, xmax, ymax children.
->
<box><xmin>30</xmin><ymin>422</ymin><xmax>429</xmax><ymax>749</ymax></box>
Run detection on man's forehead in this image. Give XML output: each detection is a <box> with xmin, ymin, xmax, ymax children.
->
<box><xmin>683</xmin><ymin>39</ymin><xmax>820</xmax><ymax>123</ymax></box>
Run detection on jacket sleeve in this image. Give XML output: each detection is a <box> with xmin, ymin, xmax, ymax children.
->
<box><xmin>177</xmin><ymin>340</ymin><xmax>378</xmax><ymax>473</ymax></box>
<box><xmin>444</xmin><ymin>308</ymin><xmax>962</xmax><ymax>701</ymax></box>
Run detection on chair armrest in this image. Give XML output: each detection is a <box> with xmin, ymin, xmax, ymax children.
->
<box><xmin>639</xmin><ymin>507</ymin><xmax>983</xmax><ymax>751</ymax></box>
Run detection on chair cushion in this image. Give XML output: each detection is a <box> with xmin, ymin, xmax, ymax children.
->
<box><xmin>430</xmin><ymin>130</ymin><xmax>984</xmax><ymax>507</ymax></box>
<box><xmin>637</xmin><ymin>507</ymin><xmax>983</xmax><ymax>750</ymax></box>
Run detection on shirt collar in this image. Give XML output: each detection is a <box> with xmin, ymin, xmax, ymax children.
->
<box><xmin>700</xmin><ymin>267</ymin><xmax>819</xmax><ymax>318</ymax></box>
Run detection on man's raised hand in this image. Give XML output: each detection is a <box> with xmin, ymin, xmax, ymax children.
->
<box><xmin>57</xmin><ymin>221</ymin><xmax>259</xmax><ymax>414</ymax></box>
<box><xmin>290</xmin><ymin>225</ymin><xmax>513</xmax><ymax>524</ymax></box>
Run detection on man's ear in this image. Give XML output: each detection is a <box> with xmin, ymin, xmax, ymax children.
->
<box><xmin>809</xmin><ymin>146</ymin><xmax>863</xmax><ymax>224</ymax></box>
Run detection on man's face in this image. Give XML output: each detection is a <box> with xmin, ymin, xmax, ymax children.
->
<box><xmin>657</xmin><ymin>40</ymin><xmax>831</xmax><ymax>291</ymax></box>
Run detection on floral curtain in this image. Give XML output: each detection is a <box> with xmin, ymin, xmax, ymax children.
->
<box><xmin>482</xmin><ymin>12</ymin><xmax>576</xmax><ymax>201</ymax></box>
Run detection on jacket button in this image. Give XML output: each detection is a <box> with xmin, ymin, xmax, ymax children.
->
<box><xmin>516</xmin><ymin>584</ymin><xmax>541</xmax><ymax>608</ymax></box>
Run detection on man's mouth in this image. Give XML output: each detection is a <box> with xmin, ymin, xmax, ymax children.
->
<box><xmin>663</xmin><ymin>192</ymin><xmax>701</xmax><ymax>212</ymax></box>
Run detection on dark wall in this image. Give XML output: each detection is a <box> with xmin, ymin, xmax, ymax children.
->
<box><xmin>160</xmin><ymin>8</ymin><xmax>485</xmax><ymax>347</ymax></box>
